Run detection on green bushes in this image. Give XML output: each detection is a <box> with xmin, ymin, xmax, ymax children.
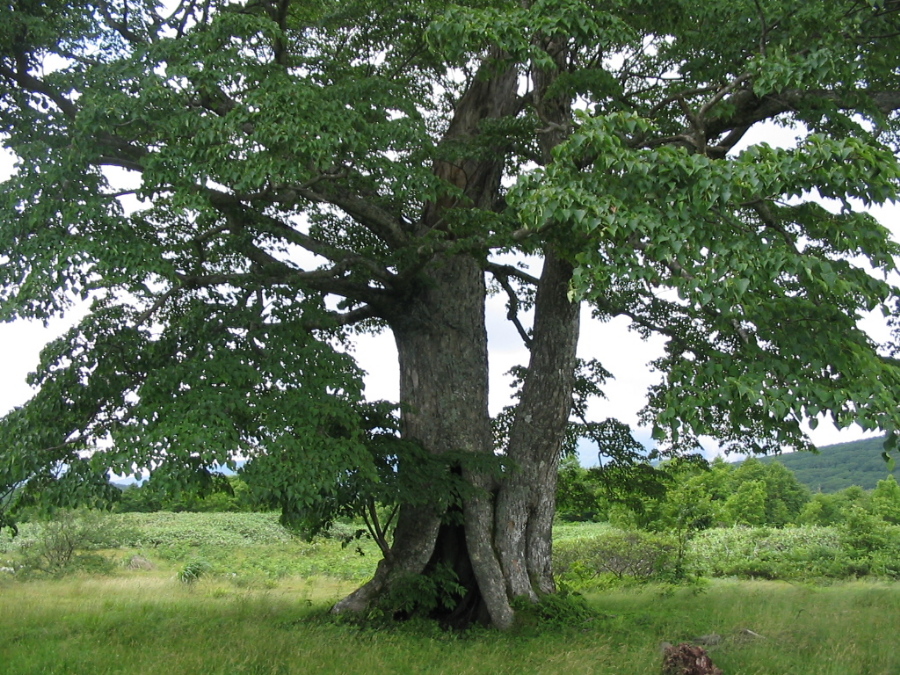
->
<box><xmin>689</xmin><ymin>526</ymin><xmax>840</xmax><ymax>579</ymax></box>
<box><xmin>688</xmin><ymin>522</ymin><xmax>900</xmax><ymax>581</ymax></box>
<box><xmin>110</xmin><ymin>512</ymin><xmax>295</xmax><ymax>548</ymax></box>
<box><xmin>554</xmin><ymin>529</ymin><xmax>678</xmax><ymax>587</ymax></box>
<box><xmin>554</xmin><ymin>450</ymin><xmax>900</xmax><ymax>587</ymax></box>
<box><xmin>7</xmin><ymin>510</ymin><xmax>900</xmax><ymax>590</ymax></box>
<box><xmin>13</xmin><ymin>509</ymin><xmax>139</xmax><ymax>576</ymax></box>
<box><xmin>0</xmin><ymin>511</ymin><xmax>384</xmax><ymax>582</ymax></box>
<box><xmin>115</xmin><ymin>475</ymin><xmax>255</xmax><ymax>514</ymax></box>
<box><xmin>555</xmin><ymin>519</ymin><xmax>900</xmax><ymax>589</ymax></box>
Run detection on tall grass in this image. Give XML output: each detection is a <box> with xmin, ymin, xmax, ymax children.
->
<box><xmin>2</xmin><ymin>573</ymin><xmax>899</xmax><ymax>674</ymax></box>
<box><xmin>3</xmin><ymin>513</ymin><xmax>900</xmax><ymax>674</ymax></box>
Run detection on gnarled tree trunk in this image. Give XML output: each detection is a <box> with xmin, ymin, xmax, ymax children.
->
<box><xmin>332</xmin><ymin>251</ymin><xmax>506</xmax><ymax>626</ymax></box>
<box><xmin>333</xmin><ymin>43</ymin><xmax>579</xmax><ymax>630</ymax></box>
<box><xmin>332</xmin><ymin>249</ymin><xmax>578</xmax><ymax>630</ymax></box>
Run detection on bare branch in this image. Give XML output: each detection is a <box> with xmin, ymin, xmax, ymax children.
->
<box><xmin>488</xmin><ymin>265</ymin><xmax>533</xmax><ymax>348</ymax></box>
<box><xmin>485</xmin><ymin>262</ymin><xmax>540</xmax><ymax>286</ymax></box>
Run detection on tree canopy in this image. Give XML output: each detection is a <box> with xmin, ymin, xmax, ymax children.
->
<box><xmin>2</xmin><ymin>0</ymin><xmax>900</xmax><ymax>628</ymax></box>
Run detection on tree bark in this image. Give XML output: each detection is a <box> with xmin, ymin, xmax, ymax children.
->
<box><xmin>331</xmin><ymin>251</ymin><xmax>503</xmax><ymax>625</ymax></box>
<box><xmin>393</xmin><ymin>252</ymin><xmax>513</xmax><ymax>629</ymax></box>
<box><xmin>492</xmin><ymin>35</ymin><xmax>580</xmax><ymax>602</ymax></box>
<box><xmin>333</xmin><ymin>44</ymin><xmax>580</xmax><ymax>630</ymax></box>
<box><xmin>333</xmin><ymin>54</ymin><xmax>520</xmax><ymax>628</ymax></box>
<box><xmin>495</xmin><ymin>250</ymin><xmax>580</xmax><ymax>600</ymax></box>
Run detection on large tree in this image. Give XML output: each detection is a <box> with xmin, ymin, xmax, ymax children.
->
<box><xmin>2</xmin><ymin>0</ymin><xmax>900</xmax><ymax>628</ymax></box>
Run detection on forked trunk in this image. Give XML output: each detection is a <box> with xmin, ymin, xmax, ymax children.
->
<box><xmin>332</xmin><ymin>45</ymin><xmax>579</xmax><ymax>630</ymax></box>
<box><xmin>331</xmin><ymin>251</ymin><xmax>578</xmax><ymax>629</ymax></box>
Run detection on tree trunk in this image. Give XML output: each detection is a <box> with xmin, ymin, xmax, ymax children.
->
<box><xmin>332</xmin><ymin>251</ymin><xmax>510</xmax><ymax>627</ymax></box>
<box><xmin>332</xmin><ymin>45</ymin><xmax>580</xmax><ymax>630</ymax></box>
<box><xmin>494</xmin><ymin>34</ymin><xmax>580</xmax><ymax>601</ymax></box>
<box><xmin>332</xmin><ymin>252</ymin><xmax>579</xmax><ymax>629</ymax></box>
<box><xmin>495</xmin><ymin>250</ymin><xmax>580</xmax><ymax>600</ymax></box>
<box><xmin>392</xmin><ymin>251</ymin><xmax>514</xmax><ymax>629</ymax></box>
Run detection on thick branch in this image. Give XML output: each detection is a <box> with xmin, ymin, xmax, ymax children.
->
<box><xmin>241</xmin><ymin>208</ymin><xmax>397</xmax><ymax>286</ymax></box>
<box><xmin>643</xmin><ymin>86</ymin><xmax>900</xmax><ymax>158</ymax></box>
<box><xmin>705</xmin><ymin>88</ymin><xmax>900</xmax><ymax>151</ymax></box>
<box><xmin>485</xmin><ymin>262</ymin><xmax>540</xmax><ymax>287</ymax></box>
<box><xmin>486</xmin><ymin>262</ymin><xmax>540</xmax><ymax>348</ymax></box>
<box><xmin>293</xmin><ymin>304</ymin><xmax>380</xmax><ymax>332</ymax></box>
<box><xmin>292</xmin><ymin>184</ymin><xmax>410</xmax><ymax>249</ymax></box>
<box><xmin>495</xmin><ymin>273</ymin><xmax>532</xmax><ymax>348</ymax></box>
<box><xmin>0</xmin><ymin>60</ymin><xmax>78</xmax><ymax>119</ymax></box>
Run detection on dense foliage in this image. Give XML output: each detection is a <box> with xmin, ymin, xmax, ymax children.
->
<box><xmin>2</xmin><ymin>0</ymin><xmax>900</xmax><ymax>627</ymax></box>
<box><xmin>115</xmin><ymin>474</ymin><xmax>254</xmax><ymax>513</ymax></box>
<box><xmin>558</xmin><ymin>456</ymin><xmax>809</xmax><ymax>527</ymax></box>
<box><xmin>558</xmin><ymin>455</ymin><xmax>900</xmax><ymax>531</ymax></box>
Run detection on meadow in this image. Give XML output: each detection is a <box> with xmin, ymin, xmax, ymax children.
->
<box><xmin>1</xmin><ymin>512</ymin><xmax>899</xmax><ymax>675</ymax></box>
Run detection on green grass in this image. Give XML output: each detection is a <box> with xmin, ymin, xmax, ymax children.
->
<box><xmin>2</xmin><ymin>574</ymin><xmax>899</xmax><ymax>674</ymax></box>
<box><xmin>3</xmin><ymin>513</ymin><xmax>900</xmax><ymax>674</ymax></box>
<box><xmin>0</xmin><ymin>512</ymin><xmax>382</xmax><ymax>582</ymax></box>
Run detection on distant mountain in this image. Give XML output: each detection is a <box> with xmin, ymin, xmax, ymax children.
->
<box><xmin>756</xmin><ymin>436</ymin><xmax>897</xmax><ymax>492</ymax></box>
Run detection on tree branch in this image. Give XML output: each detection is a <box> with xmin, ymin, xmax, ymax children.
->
<box><xmin>705</xmin><ymin>88</ymin><xmax>900</xmax><ymax>150</ymax></box>
<box><xmin>485</xmin><ymin>262</ymin><xmax>540</xmax><ymax>286</ymax></box>
<box><xmin>98</xmin><ymin>1</ymin><xmax>145</xmax><ymax>45</ymax></box>
<box><xmin>290</xmin><ymin>183</ymin><xmax>410</xmax><ymax>249</ymax></box>
<box><xmin>0</xmin><ymin>60</ymin><xmax>78</xmax><ymax>119</ymax></box>
<box><xmin>300</xmin><ymin>304</ymin><xmax>379</xmax><ymax>331</ymax></box>
<box><xmin>488</xmin><ymin>265</ymin><xmax>533</xmax><ymax>348</ymax></box>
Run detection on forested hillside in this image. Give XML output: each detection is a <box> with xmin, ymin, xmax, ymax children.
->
<box><xmin>757</xmin><ymin>436</ymin><xmax>897</xmax><ymax>492</ymax></box>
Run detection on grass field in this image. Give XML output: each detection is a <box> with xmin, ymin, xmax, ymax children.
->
<box><xmin>1</xmin><ymin>514</ymin><xmax>899</xmax><ymax>674</ymax></box>
<box><xmin>2</xmin><ymin>574</ymin><xmax>899</xmax><ymax>674</ymax></box>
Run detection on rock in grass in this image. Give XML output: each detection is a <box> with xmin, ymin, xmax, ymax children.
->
<box><xmin>693</xmin><ymin>633</ymin><xmax>723</xmax><ymax>646</ymax></box>
<box><xmin>661</xmin><ymin>643</ymin><xmax>723</xmax><ymax>675</ymax></box>
<box><xmin>125</xmin><ymin>555</ymin><xmax>154</xmax><ymax>570</ymax></box>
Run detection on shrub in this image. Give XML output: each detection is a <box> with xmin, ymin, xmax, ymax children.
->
<box><xmin>178</xmin><ymin>560</ymin><xmax>211</xmax><ymax>585</ymax></box>
<box><xmin>554</xmin><ymin>529</ymin><xmax>677</xmax><ymax>587</ymax></box>
<box><xmin>16</xmin><ymin>509</ymin><xmax>133</xmax><ymax>576</ymax></box>
<box><xmin>111</xmin><ymin>512</ymin><xmax>294</xmax><ymax>548</ymax></box>
<box><xmin>377</xmin><ymin>563</ymin><xmax>465</xmax><ymax>618</ymax></box>
<box><xmin>686</xmin><ymin>524</ymin><xmax>900</xmax><ymax>581</ymax></box>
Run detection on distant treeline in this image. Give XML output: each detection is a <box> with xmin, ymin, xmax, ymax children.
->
<box><xmin>114</xmin><ymin>474</ymin><xmax>254</xmax><ymax>513</ymax></box>
<box><xmin>110</xmin><ymin>436</ymin><xmax>898</xmax><ymax>524</ymax></box>
<box><xmin>557</xmin><ymin>455</ymin><xmax>900</xmax><ymax>531</ymax></box>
